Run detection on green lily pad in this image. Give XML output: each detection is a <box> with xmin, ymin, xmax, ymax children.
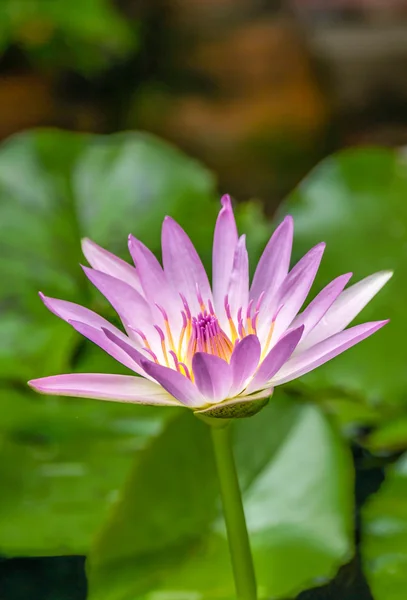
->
<box><xmin>88</xmin><ymin>393</ymin><xmax>354</xmax><ymax>600</ymax></box>
<box><xmin>362</xmin><ymin>452</ymin><xmax>407</xmax><ymax>600</ymax></box>
<box><xmin>281</xmin><ymin>148</ymin><xmax>405</xmax><ymax>404</ymax></box>
<box><xmin>0</xmin><ymin>388</ymin><xmax>170</xmax><ymax>556</ymax></box>
<box><xmin>366</xmin><ymin>417</ymin><xmax>407</xmax><ymax>453</ymax></box>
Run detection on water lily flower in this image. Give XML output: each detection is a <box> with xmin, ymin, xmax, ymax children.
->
<box><xmin>29</xmin><ymin>196</ymin><xmax>391</xmax><ymax>418</ymax></box>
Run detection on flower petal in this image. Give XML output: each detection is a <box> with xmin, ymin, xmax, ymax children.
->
<box><xmin>40</xmin><ymin>292</ymin><xmax>122</xmax><ymax>332</ymax></box>
<box><xmin>227</xmin><ymin>235</ymin><xmax>249</xmax><ymax>320</ymax></box>
<box><xmin>299</xmin><ymin>271</ymin><xmax>393</xmax><ymax>350</ymax></box>
<box><xmin>246</xmin><ymin>326</ymin><xmax>304</xmax><ymax>393</ymax></box>
<box><xmin>39</xmin><ymin>294</ymin><xmax>151</xmax><ymax>377</ymax></box>
<box><xmin>250</xmin><ymin>215</ymin><xmax>293</xmax><ymax>304</ymax></box>
<box><xmin>141</xmin><ymin>360</ymin><xmax>205</xmax><ymax>408</ymax></box>
<box><xmin>270</xmin><ymin>320</ymin><xmax>389</xmax><ymax>386</ymax></box>
<box><xmin>212</xmin><ymin>195</ymin><xmax>238</xmax><ymax>316</ymax></box>
<box><xmin>102</xmin><ymin>327</ymin><xmax>148</xmax><ymax>366</ymax></box>
<box><xmin>261</xmin><ymin>243</ymin><xmax>325</xmax><ymax>344</ymax></box>
<box><xmin>229</xmin><ymin>334</ymin><xmax>261</xmax><ymax>396</ymax></box>
<box><xmin>81</xmin><ymin>238</ymin><xmax>144</xmax><ymax>295</ymax></box>
<box><xmin>128</xmin><ymin>235</ymin><xmax>181</xmax><ymax>327</ymax></box>
<box><xmin>82</xmin><ymin>266</ymin><xmax>155</xmax><ymax>340</ymax></box>
<box><xmin>290</xmin><ymin>273</ymin><xmax>352</xmax><ymax>339</ymax></box>
<box><xmin>192</xmin><ymin>353</ymin><xmax>233</xmax><ymax>403</ymax></box>
<box><xmin>70</xmin><ymin>321</ymin><xmax>152</xmax><ymax>378</ymax></box>
<box><xmin>161</xmin><ymin>216</ymin><xmax>212</xmax><ymax>315</ymax></box>
<box><xmin>28</xmin><ymin>373</ymin><xmax>179</xmax><ymax>405</ymax></box>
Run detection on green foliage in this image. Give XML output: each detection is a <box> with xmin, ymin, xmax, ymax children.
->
<box><xmin>0</xmin><ymin>131</ymin><xmax>405</xmax><ymax>598</ymax></box>
<box><xmin>0</xmin><ymin>129</ymin><xmax>218</xmax><ymax>383</ymax></box>
<box><xmin>0</xmin><ymin>0</ymin><xmax>137</xmax><ymax>73</ymax></box>
<box><xmin>362</xmin><ymin>452</ymin><xmax>407</xmax><ymax>600</ymax></box>
<box><xmin>0</xmin><ymin>129</ymin><xmax>271</xmax><ymax>563</ymax></box>
<box><xmin>282</xmin><ymin>148</ymin><xmax>405</xmax><ymax>406</ymax></box>
<box><xmin>88</xmin><ymin>396</ymin><xmax>353</xmax><ymax>600</ymax></box>
<box><xmin>0</xmin><ymin>389</ymin><xmax>170</xmax><ymax>556</ymax></box>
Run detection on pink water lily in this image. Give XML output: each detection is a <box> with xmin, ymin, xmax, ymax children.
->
<box><xmin>29</xmin><ymin>195</ymin><xmax>391</xmax><ymax>417</ymax></box>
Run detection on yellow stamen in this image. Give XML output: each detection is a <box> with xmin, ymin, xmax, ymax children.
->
<box><xmin>217</xmin><ymin>331</ymin><xmax>234</xmax><ymax>362</ymax></box>
<box><xmin>161</xmin><ymin>339</ymin><xmax>170</xmax><ymax>367</ymax></box>
<box><xmin>260</xmin><ymin>321</ymin><xmax>275</xmax><ymax>361</ymax></box>
<box><xmin>164</xmin><ymin>319</ymin><xmax>176</xmax><ymax>353</ymax></box>
<box><xmin>179</xmin><ymin>362</ymin><xmax>191</xmax><ymax>379</ymax></box>
<box><xmin>228</xmin><ymin>318</ymin><xmax>238</xmax><ymax>343</ymax></box>
<box><xmin>178</xmin><ymin>323</ymin><xmax>187</xmax><ymax>358</ymax></box>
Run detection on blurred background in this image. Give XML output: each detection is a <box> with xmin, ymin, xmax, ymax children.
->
<box><xmin>1</xmin><ymin>1</ymin><xmax>407</xmax><ymax>599</ymax></box>
<box><xmin>2</xmin><ymin>0</ymin><xmax>407</xmax><ymax>203</ymax></box>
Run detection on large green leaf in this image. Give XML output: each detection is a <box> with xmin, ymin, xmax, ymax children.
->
<box><xmin>362</xmin><ymin>452</ymin><xmax>407</xmax><ymax>600</ymax></box>
<box><xmin>88</xmin><ymin>394</ymin><xmax>354</xmax><ymax>600</ymax></box>
<box><xmin>0</xmin><ymin>387</ymin><xmax>170</xmax><ymax>556</ymax></box>
<box><xmin>281</xmin><ymin>148</ymin><xmax>405</xmax><ymax>404</ymax></box>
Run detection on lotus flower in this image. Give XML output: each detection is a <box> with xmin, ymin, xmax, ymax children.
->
<box><xmin>29</xmin><ymin>196</ymin><xmax>391</xmax><ymax>418</ymax></box>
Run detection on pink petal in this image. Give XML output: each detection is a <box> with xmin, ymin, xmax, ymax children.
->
<box><xmin>102</xmin><ymin>327</ymin><xmax>148</xmax><ymax>367</ymax></box>
<box><xmin>39</xmin><ymin>294</ymin><xmax>153</xmax><ymax>378</ymax></box>
<box><xmin>28</xmin><ymin>373</ymin><xmax>179</xmax><ymax>405</ymax></box>
<box><xmin>261</xmin><ymin>243</ymin><xmax>325</xmax><ymax>344</ymax></box>
<box><xmin>246</xmin><ymin>326</ymin><xmax>304</xmax><ymax>393</ymax></box>
<box><xmin>161</xmin><ymin>216</ymin><xmax>212</xmax><ymax>315</ymax></box>
<box><xmin>82</xmin><ymin>266</ymin><xmax>154</xmax><ymax>340</ymax></box>
<box><xmin>192</xmin><ymin>353</ymin><xmax>232</xmax><ymax>403</ymax></box>
<box><xmin>250</xmin><ymin>215</ymin><xmax>293</xmax><ymax>304</ymax></box>
<box><xmin>69</xmin><ymin>321</ymin><xmax>152</xmax><ymax>379</ymax></box>
<box><xmin>81</xmin><ymin>238</ymin><xmax>144</xmax><ymax>295</ymax></box>
<box><xmin>128</xmin><ymin>235</ymin><xmax>181</xmax><ymax>327</ymax></box>
<box><xmin>300</xmin><ymin>271</ymin><xmax>393</xmax><ymax>351</ymax></box>
<box><xmin>40</xmin><ymin>293</ymin><xmax>121</xmax><ymax>332</ymax></box>
<box><xmin>229</xmin><ymin>334</ymin><xmax>261</xmax><ymax>396</ymax></box>
<box><xmin>270</xmin><ymin>320</ymin><xmax>389</xmax><ymax>386</ymax></box>
<box><xmin>212</xmin><ymin>195</ymin><xmax>238</xmax><ymax>316</ymax></box>
<box><xmin>227</xmin><ymin>235</ymin><xmax>249</xmax><ymax>320</ymax></box>
<box><xmin>141</xmin><ymin>360</ymin><xmax>205</xmax><ymax>408</ymax></box>
<box><xmin>290</xmin><ymin>273</ymin><xmax>352</xmax><ymax>339</ymax></box>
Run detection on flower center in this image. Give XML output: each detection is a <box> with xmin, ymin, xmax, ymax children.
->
<box><xmin>133</xmin><ymin>286</ymin><xmax>276</xmax><ymax>381</ymax></box>
<box><xmin>186</xmin><ymin>311</ymin><xmax>234</xmax><ymax>364</ymax></box>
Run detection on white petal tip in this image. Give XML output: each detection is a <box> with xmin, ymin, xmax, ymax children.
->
<box><xmin>128</xmin><ymin>233</ymin><xmax>139</xmax><ymax>245</ymax></box>
<box><xmin>380</xmin><ymin>270</ymin><xmax>394</xmax><ymax>282</ymax></box>
<box><xmin>28</xmin><ymin>379</ymin><xmax>46</xmax><ymax>393</ymax></box>
<box><xmin>81</xmin><ymin>238</ymin><xmax>97</xmax><ymax>260</ymax></box>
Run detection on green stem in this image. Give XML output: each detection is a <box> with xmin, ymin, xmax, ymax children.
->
<box><xmin>210</xmin><ymin>423</ymin><xmax>257</xmax><ymax>600</ymax></box>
